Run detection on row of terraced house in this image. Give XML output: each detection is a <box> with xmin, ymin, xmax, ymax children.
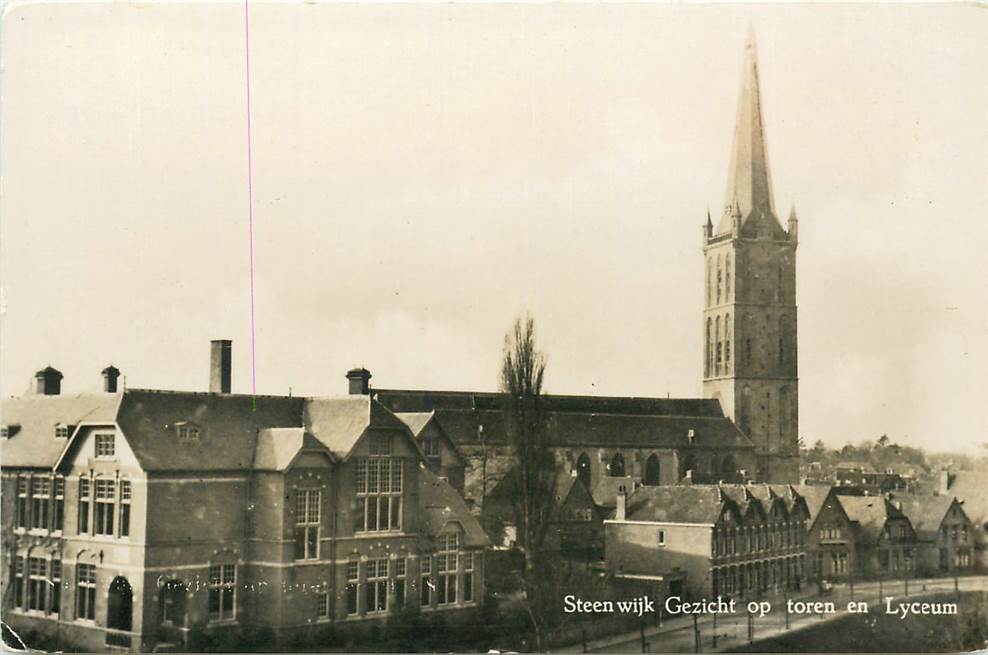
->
<box><xmin>600</xmin><ymin>480</ymin><xmax>978</xmax><ymax>601</ymax></box>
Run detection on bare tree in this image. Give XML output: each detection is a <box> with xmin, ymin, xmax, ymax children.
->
<box><xmin>500</xmin><ymin>314</ymin><xmax>557</xmax><ymax>652</ymax></box>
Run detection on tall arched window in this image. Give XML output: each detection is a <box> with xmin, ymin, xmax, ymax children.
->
<box><xmin>778</xmin><ymin>315</ymin><xmax>787</xmax><ymax>365</ymax></box>
<box><xmin>739</xmin><ymin>386</ymin><xmax>751</xmax><ymax>433</ymax></box>
<box><xmin>707</xmin><ymin>258</ymin><xmax>713</xmax><ymax>307</ymax></box>
<box><xmin>716</xmin><ymin>256</ymin><xmax>723</xmax><ymax>304</ymax></box>
<box><xmin>776</xmin><ymin>264</ymin><xmax>784</xmax><ymax>302</ymax></box>
<box><xmin>715</xmin><ymin>316</ymin><xmax>722</xmax><ymax>375</ymax></box>
<box><xmin>726</xmin><ymin>254</ymin><xmax>732</xmax><ymax>298</ymax></box>
<box><xmin>609</xmin><ymin>453</ymin><xmax>625</xmax><ymax>477</ymax></box>
<box><xmin>724</xmin><ymin>314</ymin><xmax>732</xmax><ymax>373</ymax></box>
<box><xmin>644</xmin><ymin>454</ymin><xmax>660</xmax><ymax>486</ymax></box>
<box><xmin>779</xmin><ymin>387</ymin><xmax>790</xmax><ymax>439</ymax></box>
<box><xmin>576</xmin><ymin>453</ymin><xmax>591</xmax><ymax>489</ymax></box>
<box><xmin>705</xmin><ymin>318</ymin><xmax>712</xmax><ymax>377</ymax></box>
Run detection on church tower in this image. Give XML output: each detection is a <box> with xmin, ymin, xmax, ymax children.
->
<box><xmin>703</xmin><ymin>31</ymin><xmax>799</xmax><ymax>483</ymax></box>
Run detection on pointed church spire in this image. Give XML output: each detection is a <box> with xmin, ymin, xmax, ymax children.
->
<box><xmin>722</xmin><ymin>28</ymin><xmax>776</xmax><ymax>226</ymax></box>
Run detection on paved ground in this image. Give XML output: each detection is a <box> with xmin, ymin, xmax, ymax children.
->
<box><xmin>554</xmin><ymin>574</ymin><xmax>988</xmax><ymax>653</ymax></box>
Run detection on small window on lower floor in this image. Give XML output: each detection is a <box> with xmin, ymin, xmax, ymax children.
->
<box><xmin>317</xmin><ymin>593</ymin><xmax>330</xmax><ymax>619</ymax></box>
<box><xmin>658</xmin><ymin>530</ymin><xmax>666</xmax><ymax>546</ymax></box>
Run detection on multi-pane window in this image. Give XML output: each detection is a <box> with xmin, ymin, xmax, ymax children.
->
<box><xmin>436</xmin><ymin>533</ymin><xmax>459</xmax><ymax>605</ymax></box>
<box><xmin>345</xmin><ymin>562</ymin><xmax>359</xmax><ymax>615</ymax></box>
<box><xmin>119</xmin><ymin>480</ymin><xmax>132</xmax><ymax>537</ymax></box>
<box><xmin>368</xmin><ymin>435</ymin><xmax>392</xmax><ymax>456</ymax></box>
<box><xmin>50</xmin><ymin>558</ymin><xmax>61</xmax><ymax>615</ymax></box>
<box><xmin>13</xmin><ymin>557</ymin><xmax>24</xmax><ymax>608</ymax></box>
<box><xmin>77</xmin><ymin>564</ymin><xmax>96</xmax><ymax>620</ymax></box>
<box><xmin>55</xmin><ymin>425</ymin><xmax>70</xmax><ymax>439</ymax></box>
<box><xmin>177</xmin><ymin>424</ymin><xmax>200</xmax><ymax>441</ymax></box>
<box><xmin>462</xmin><ymin>553</ymin><xmax>474</xmax><ymax>603</ymax></box>
<box><xmin>394</xmin><ymin>558</ymin><xmax>407</xmax><ymax>611</ymax></box>
<box><xmin>53</xmin><ymin>477</ymin><xmax>65</xmax><ymax>532</ymax></box>
<box><xmin>355</xmin><ymin>458</ymin><xmax>402</xmax><ymax>532</ymax></box>
<box><xmin>31</xmin><ymin>478</ymin><xmax>51</xmax><ymax>530</ymax></box>
<box><xmin>95</xmin><ymin>433</ymin><xmax>115</xmax><ymax>458</ymax></box>
<box><xmin>79</xmin><ymin>478</ymin><xmax>91</xmax><ymax>534</ymax></box>
<box><xmin>294</xmin><ymin>489</ymin><xmax>320</xmax><ymax>560</ymax></box>
<box><xmin>16</xmin><ymin>477</ymin><xmax>29</xmax><ymax>529</ymax></box>
<box><xmin>208</xmin><ymin>564</ymin><xmax>236</xmax><ymax>621</ymax></box>
<box><xmin>365</xmin><ymin>559</ymin><xmax>388</xmax><ymax>614</ymax></box>
<box><xmin>420</xmin><ymin>556</ymin><xmax>432</xmax><ymax>607</ymax></box>
<box><xmin>28</xmin><ymin>557</ymin><xmax>47</xmax><ymax>611</ymax></box>
<box><xmin>94</xmin><ymin>479</ymin><xmax>116</xmax><ymax>536</ymax></box>
<box><xmin>317</xmin><ymin>592</ymin><xmax>330</xmax><ymax>620</ymax></box>
<box><xmin>424</xmin><ymin>437</ymin><xmax>441</xmax><ymax>458</ymax></box>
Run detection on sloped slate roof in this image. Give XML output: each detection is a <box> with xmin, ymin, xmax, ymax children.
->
<box><xmin>254</xmin><ymin>428</ymin><xmax>334</xmax><ymax>471</ymax></box>
<box><xmin>115</xmin><ymin>390</ymin><xmax>304</xmax><ymax>471</ymax></box>
<box><xmin>789</xmin><ymin>485</ymin><xmax>833</xmax><ymax>524</ymax></box>
<box><xmin>1</xmin><ymin>393</ymin><xmax>122</xmax><ymax>467</ymax></box>
<box><xmin>395</xmin><ymin>412</ymin><xmax>434</xmax><ymax>437</ymax></box>
<box><xmin>303</xmin><ymin>396</ymin><xmax>412</xmax><ymax>458</ymax></box>
<box><xmin>896</xmin><ymin>496</ymin><xmax>957</xmax><ymax>542</ymax></box>
<box><xmin>380</xmin><ymin>398</ymin><xmax>751</xmax><ymax>451</ymax></box>
<box><xmin>624</xmin><ymin>486</ymin><xmax>728</xmax><ymax>525</ymax></box>
<box><xmin>837</xmin><ymin>495</ymin><xmax>890</xmax><ymax>545</ymax></box>
<box><xmin>418</xmin><ymin>468</ymin><xmax>490</xmax><ymax>548</ymax></box>
<box><xmin>592</xmin><ymin>476</ymin><xmax>638</xmax><ymax>509</ymax></box>
<box><xmin>375</xmin><ymin>389</ymin><xmax>725</xmax><ymax>418</ymax></box>
<box><xmin>716</xmin><ymin>484</ymin><xmax>760</xmax><ymax>518</ymax></box>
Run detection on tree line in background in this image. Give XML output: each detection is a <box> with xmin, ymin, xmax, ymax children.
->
<box><xmin>801</xmin><ymin>434</ymin><xmax>988</xmax><ymax>474</ymax></box>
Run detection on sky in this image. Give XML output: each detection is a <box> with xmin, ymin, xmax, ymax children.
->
<box><xmin>1</xmin><ymin>3</ymin><xmax>986</xmax><ymax>454</ymax></box>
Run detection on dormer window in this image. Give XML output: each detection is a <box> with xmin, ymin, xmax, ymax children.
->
<box><xmin>55</xmin><ymin>424</ymin><xmax>71</xmax><ymax>439</ymax></box>
<box><xmin>95</xmin><ymin>433</ymin><xmax>115</xmax><ymax>458</ymax></box>
<box><xmin>176</xmin><ymin>422</ymin><xmax>200</xmax><ymax>442</ymax></box>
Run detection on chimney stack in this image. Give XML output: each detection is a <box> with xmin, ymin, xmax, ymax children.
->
<box><xmin>210</xmin><ymin>340</ymin><xmax>232</xmax><ymax>394</ymax></box>
<box><xmin>346</xmin><ymin>368</ymin><xmax>371</xmax><ymax>395</ymax></box>
<box><xmin>101</xmin><ymin>365</ymin><xmax>121</xmax><ymax>393</ymax></box>
<box><xmin>34</xmin><ymin>366</ymin><xmax>63</xmax><ymax>395</ymax></box>
<box><xmin>615</xmin><ymin>486</ymin><xmax>627</xmax><ymax>521</ymax></box>
<box><xmin>937</xmin><ymin>470</ymin><xmax>951</xmax><ymax>495</ymax></box>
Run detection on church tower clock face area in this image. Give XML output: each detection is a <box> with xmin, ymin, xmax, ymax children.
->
<box><xmin>702</xmin><ymin>30</ymin><xmax>799</xmax><ymax>484</ymax></box>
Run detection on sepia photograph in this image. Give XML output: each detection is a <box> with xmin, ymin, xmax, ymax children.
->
<box><xmin>1</xmin><ymin>2</ymin><xmax>986</xmax><ymax>652</ymax></box>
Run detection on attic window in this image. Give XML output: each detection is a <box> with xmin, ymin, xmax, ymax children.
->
<box><xmin>176</xmin><ymin>422</ymin><xmax>200</xmax><ymax>442</ymax></box>
<box><xmin>55</xmin><ymin>425</ymin><xmax>71</xmax><ymax>439</ymax></box>
<box><xmin>95</xmin><ymin>433</ymin><xmax>115</xmax><ymax>458</ymax></box>
<box><xmin>424</xmin><ymin>437</ymin><xmax>441</xmax><ymax>458</ymax></box>
<box><xmin>688</xmin><ymin>429</ymin><xmax>696</xmax><ymax>445</ymax></box>
<box><xmin>369</xmin><ymin>434</ymin><xmax>392</xmax><ymax>456</ymax></box>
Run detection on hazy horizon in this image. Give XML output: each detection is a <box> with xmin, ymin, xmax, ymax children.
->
<box><xmin>1</xmin><ymin>3</ymin><xmax>985</xmax><ymax>454</ymax></box>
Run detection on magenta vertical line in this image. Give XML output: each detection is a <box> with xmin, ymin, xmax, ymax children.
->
<box><xmin>244</xmin><ymin>0</ymin><xmax>258</xmax><ymax>409</ymax></box>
